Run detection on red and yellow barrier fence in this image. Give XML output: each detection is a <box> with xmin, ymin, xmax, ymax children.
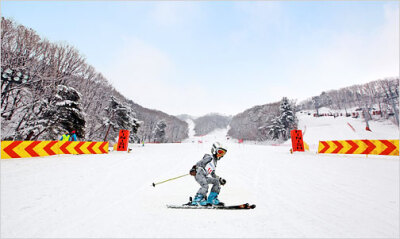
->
<box><xmin>318</xmin><ymin>139</ymin><xmax>399</xmax><ymax>156</ymax></box>
<box><xmin>1</xmin><ymin>141</ymin><xmax>109</xmax><ymax>159</ymax></box>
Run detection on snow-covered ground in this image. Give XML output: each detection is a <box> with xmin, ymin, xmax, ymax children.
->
<box><xmin>297</xmin><ymin>108</ymin><xmax>399</xmax><ymax>151</ymax></box>
<box><xmin>185</xmin><ymin>119</ymin><xmax>196</xmax><ymax>139</ymax></box>
<box><xmin>1</xmin><ymin>112</ymin><xmax>399</xmax><ymax>238</ymax></box>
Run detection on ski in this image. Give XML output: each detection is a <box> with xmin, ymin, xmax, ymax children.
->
<box><xmin>167</xmin><ymin>197</ymin><xmax>256</xmax><ymax>210</ymax></box>
<box><xmin>166</xmin><ymin>203</ymin><xmax>256</xmax><ymax>210</ymax></box>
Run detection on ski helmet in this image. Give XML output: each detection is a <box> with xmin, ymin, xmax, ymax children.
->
<box><xmin>211</xmin><ymin>142</ymin><xmax>227</xmax><ymax>159</ymax></box>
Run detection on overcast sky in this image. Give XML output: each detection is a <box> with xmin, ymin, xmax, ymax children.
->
<box><xmin>2</xmin><ymin>1</ymin><xmax>399</xmax><ymax>117</ymax></box>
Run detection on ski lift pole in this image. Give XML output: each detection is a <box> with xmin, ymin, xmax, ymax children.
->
<box><xmin>152</xmin><ymin>173</ymin><xmax>189</xmax><ymax>187</ymax></box>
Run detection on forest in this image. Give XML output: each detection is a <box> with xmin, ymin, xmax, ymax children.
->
<box><xmin>1</xmin><ymin>17</ymin><xmax>188</xmax><ymax>143</ymax></box>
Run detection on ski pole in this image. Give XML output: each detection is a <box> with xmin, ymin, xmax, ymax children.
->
<box><xmin>152</xmin><ymin>173</ymin><xmax>189</xmax><ymax>187</ymax></box>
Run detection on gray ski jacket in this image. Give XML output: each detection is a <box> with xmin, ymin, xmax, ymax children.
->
<box><xmin>195</xmin><ymin>154</ymin><xmax>218</xmax><ymax>178</ymax></box>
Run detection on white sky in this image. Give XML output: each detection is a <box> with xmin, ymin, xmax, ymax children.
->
<box><xmin>2</xmin><ymin>1</ymin><xmax>399</xmax><ymax>117</ymax></box>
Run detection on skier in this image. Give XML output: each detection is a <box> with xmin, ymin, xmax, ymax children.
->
<box><xmin>69</xmin><ymin>130</ymin><xmax>77</xmax><ymax>141</ymax></box>
<box><xmin>189</xmin><ymin>142</ymin><xmax>227</xmax><ymax>206</ymax></box>
<box><xmin>60</xmin><ymin>132</ymin><xmax>70</xmax><ymax>141</ymax></box>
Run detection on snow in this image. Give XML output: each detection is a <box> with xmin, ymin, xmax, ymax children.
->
<box><xmin>1</xmin><ymin>111</ymin><xmax>399</xmax><ymax>238</ymax></box>
<box><xmin>185</xmin><ymin>119</ymin><xmax>196</xmax><ymax>139</ymax></box>
<box><xmin>55</xmin><ymin>100</ymin><xmax>78</xmax><ymax>107</ymax></box>
<box><xmin>297</xmin><ymin>109</ymin><xmax>399</xmax><ymax>151</ymax></box>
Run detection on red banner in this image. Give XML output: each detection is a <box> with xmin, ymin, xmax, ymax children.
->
<box><xmin>290</xmin><ymin>130</ymin><xmax>304</xmax><ymax>152</ymax></box>
<box><xmin>117</xmin><ymin>130</ymin><xmax>130</xmax><ymax>151</ymax></box>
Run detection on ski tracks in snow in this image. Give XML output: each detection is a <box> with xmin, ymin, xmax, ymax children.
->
<box><xmin>1</xmin><ymin>140</ymin><xmax>398</xmax><ymax>237</ymax></box>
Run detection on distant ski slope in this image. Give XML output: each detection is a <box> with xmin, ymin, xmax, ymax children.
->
<box><xmin>297</xmin><ymin>108</ymin><xmax>399</xmax><ymax>151</ymax></box>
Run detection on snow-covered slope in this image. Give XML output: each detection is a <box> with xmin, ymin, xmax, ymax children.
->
<box><xmin>1</xmin><ymin>114</ymin><xmax>399</xmax><ymax>238</ymax></box>
<box><xmin>185</xmin><ymin>118</ymin><xmax>196</xmax><ymax>139</ymax></box>
<box><xmin>296</xmin><ymin>108</ymin><xmax>399</xmax><ymax>151</ymax></box>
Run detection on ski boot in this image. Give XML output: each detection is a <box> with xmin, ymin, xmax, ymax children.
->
<box><xmin>207</xmin><ymin>192</ymin><xmax>224</xmax><ymax>206</ymax></box>
<box><xmin>191</xmin><ymin>193</ymin><xmax>209</xmax><ymax>206</ymax></box>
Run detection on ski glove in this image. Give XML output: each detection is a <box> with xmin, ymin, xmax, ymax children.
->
<box><xmin>219</xmin><ymin>177</ymin><xmax>226</xmax><ymax>185</ymax></box>
<box><xmin>189</xmin><ymin>165</ymin><xmax>197</xmax><ymax>176</ymax></box>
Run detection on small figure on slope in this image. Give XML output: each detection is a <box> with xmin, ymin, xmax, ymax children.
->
<box><xmin>60</xmin><ymin>131</ymin><xmax>70</xmax><ymax>141</ymax></box>
<box><xmin>69</xmin><ymin>130</ymin><xmax>77</xmax><ymax>141</ymax></box>
<box><xmin>189</xmin><ymin>142</ymin><xmax>227</xmax><ymax>206</ymax></box>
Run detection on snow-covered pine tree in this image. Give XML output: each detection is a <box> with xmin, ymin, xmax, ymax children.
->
<box><xmin>52</xmin><ymin>85</ymin><xmax>86</xmax><ymax>139</ymax></box>
<box><xmin>312</xmin><ymin>96</ymin><xmax>321</xmax><ymax>116</ymax></box>
<box><xmin>279</xmin><ymin>97</ymin><xmax>297</xmax><ymax>140</ymax></box>
<box><xmin>103</xmin><ymin>96</ymin><xmax>140</xmax><ymax>142</ymax></box>
<box><xmin>267</xmin><ymin>116</ymin><xmax>285</xmax><ymax>140</ymax></box>
<box><xmin>17</xmin><ymin>85</ymin><xmax>85</xmax><ymax>140</ymax></box>
<box><xmin>153</xmin><ymin>120</ymin><xmax>167</xmax><ymax>143</ymax></box>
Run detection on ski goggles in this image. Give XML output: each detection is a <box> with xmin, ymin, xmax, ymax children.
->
<box><xmin>217</xmin><ymin>149</ymin><xmax>227</xmax><ymax>157</ymax></box>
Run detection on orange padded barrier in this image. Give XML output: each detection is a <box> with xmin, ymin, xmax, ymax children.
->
<box><xmin>1</xmin><ymin>141</ymin><xmax>109</xmax><ymax>159</ymax></box>
<box><xmin>318</xmin><ymin>139</ymin><xmax>399</xmax><ymax>156</ymax></box>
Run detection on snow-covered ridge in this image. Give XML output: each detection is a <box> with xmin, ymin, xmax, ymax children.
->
<box><xmin>297</xmin><ymin>108</ymin><xmax>399</xmax><ymax>151</ymax></box>
<box><xmin>194</xmin><ymin>106</ymin><xmax>399</xmax><ymax>150</ymax></box>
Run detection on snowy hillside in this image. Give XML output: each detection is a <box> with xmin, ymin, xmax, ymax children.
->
<box><xmin>1</xmin><ymin>114</ymin><xmax>399</xmax><ymax>238</ymax></box>
<box><xmin>193</xmin><ymin>114</ymin><xmax>231</xmax><ymax>136</ymax></box>
<box><xmin>296</xmin><ymin>107</ymin><xmax>399</xmax><ymax>151</ymax></box>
